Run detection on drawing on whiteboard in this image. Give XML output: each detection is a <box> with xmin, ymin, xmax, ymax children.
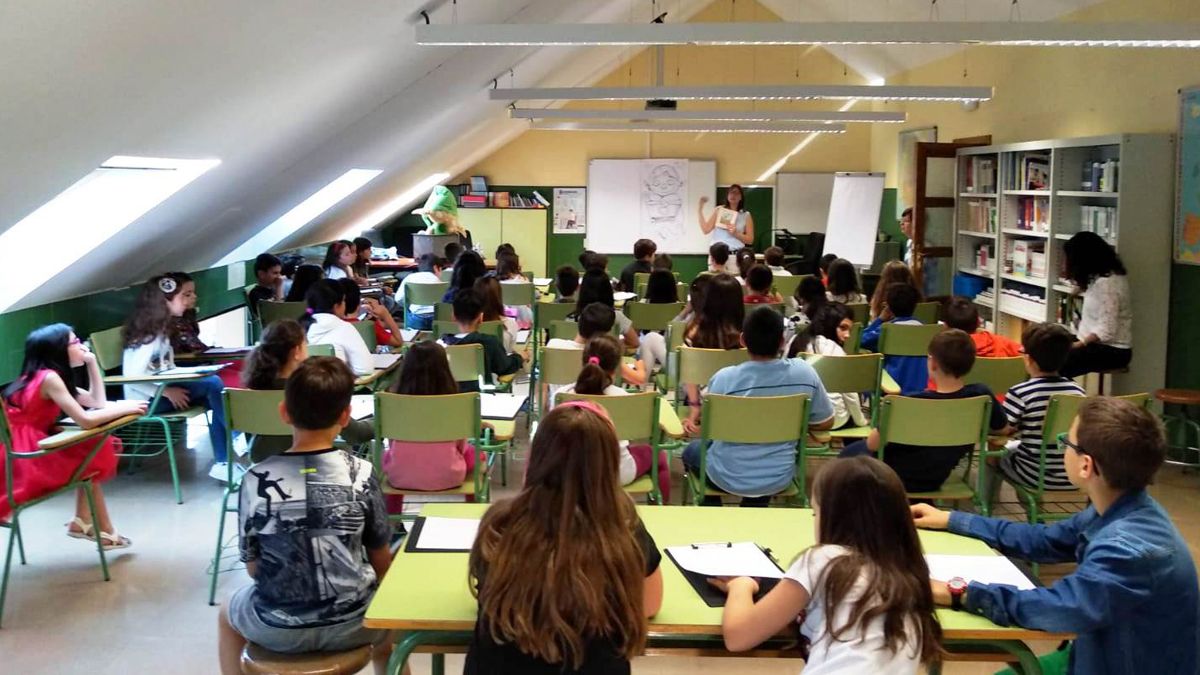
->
<box><xmin>641</xmin><ymin>161</ymin><xmax>686</xmax><ymax>239</ymax></box>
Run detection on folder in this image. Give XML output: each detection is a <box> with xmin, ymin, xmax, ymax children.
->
<box><xmin>664</xmin><ymin>542</ymin><xmax>785</xmax><ymax>608</ymax></box>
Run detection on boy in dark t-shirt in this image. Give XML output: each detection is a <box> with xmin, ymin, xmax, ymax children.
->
<box><xmin>439</xmin><ymin>289</ymin><xmax>527</xmax><ymax>392</ymax></box>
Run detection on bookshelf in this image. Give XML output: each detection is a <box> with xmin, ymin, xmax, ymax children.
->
<box><xmin>954</xmin><ymin>134</ymin><xmax>1175</xmax><ymax>395</ymax></box>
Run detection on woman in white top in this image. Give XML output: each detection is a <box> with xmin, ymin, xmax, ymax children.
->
<box><xmin>698</xmin><ymin>184</ymin><xmax>755</xmax><ymax>274</ymax></box>
<box><xmin>825</xmin><ymin>258</ymin><xmax>868</xmax><ymax>305</ymax></box>
<box><xmin>711</xmin><ymin>457</ymin><xmax>942</xmax><ymax>674</ymax></box>
<box><xmin>321</xmin><ymin>240</ymin><xmax>357</xmax><ymax>282</ymax></box>
<box><xmin>787</xmin><ymin>303</ymin><xmax>870</xmax><ymax>430</ymax></box>
<box><xmin>300</xmin><ymin>279</ymin><xmax>374</xmax><ymax>376</ymax></box>
<box><xmin>1059</xmin><ymin>232</ymin><xmax>1133</xmax><ymax>377</ymax></box>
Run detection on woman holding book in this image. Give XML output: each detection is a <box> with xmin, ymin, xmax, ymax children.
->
<box><xmin>697</xmin><ymin>184</ymin><xmax>754</xmax><ymax>273</ymax></box>
<box><xmin>1060</xmin><ymin>231</ymin><xmax>1132</xmax><ymax>377</ymax></box>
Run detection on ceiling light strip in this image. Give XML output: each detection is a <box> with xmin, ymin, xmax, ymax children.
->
<box><xmin>417</xmin><ymin>21</ymin><xmax>1200</xmax><ymax>48</ymax></box>
<box><xmin>493</xmin><ymin>85</ymin><xmax>992</xmax><ymax>102</ymax></box>
<box><xmin>510</xmin><ymin>108</ymin><xmax>905</xmax><ymax>122</ymax></box>
<box><xmin>529</xmin><ymin>121</ymin><xmax>846</xmax><ymax>133</ymax></box>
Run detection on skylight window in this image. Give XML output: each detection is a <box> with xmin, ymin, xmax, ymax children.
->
<box><xmin>217</xmin><ymin>168</ymin><xmax>383</xmax><ymax>266</ymax></box>
<box><xmin>0</xmin><ymin>155</ymin><xmax>220</xmax><ymax>312</ymax></box>
<box><xmin>340</xmin><ymin>171</ymin><xmax>451</xmax><ymax>239</ymax></box>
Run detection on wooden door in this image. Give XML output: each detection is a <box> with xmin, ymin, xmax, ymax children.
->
<box><xmin>915</xmin><ymin>141</ymin><xmax>985</xmax><ymax>297</ymax></box>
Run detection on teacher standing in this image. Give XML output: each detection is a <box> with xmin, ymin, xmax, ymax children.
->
<box><xmin>698</xmin><ymin>184</ymin><xmax>754</xmax><ymax>273</ymax></box>
<box><xmin>1060</xmin><ymin>231</ymin><xmax>1132</xmax><ymax>378</ymax></box>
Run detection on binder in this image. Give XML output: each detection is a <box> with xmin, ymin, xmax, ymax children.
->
<box><xmin>664</xmin><ymin>542</ymin><xmax>785</xmax><ymax>608</ymax></box>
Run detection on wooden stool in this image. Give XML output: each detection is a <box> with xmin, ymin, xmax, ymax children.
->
<box><xmin>1154</xmin><ymin>389</ymin><xmax>1200</xmax><ymax>470</ymax></box>
<box><xmin>1093</xmin><ymin>367</ymin><xmax>1129</xmax><ymax>396</ymax></box>
<box><xmin>240</xmin><ymin>643</ymin><xmax>372</xmax><ymax>675</ymax></box>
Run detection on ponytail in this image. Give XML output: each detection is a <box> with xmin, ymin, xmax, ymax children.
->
<box><xmin>573</xmin><ymin>334</ymin><xmax>622</xmax><ymax>395</ymax></box>
<box><xmin>299</xmin><ymin>279</ymin><xmax>343</xmax><ymax>330</ymax></box>
<box><xmin>243</xmin><ymin>319</ymin><xmax>306</xmax><ymax>389</ymax></box>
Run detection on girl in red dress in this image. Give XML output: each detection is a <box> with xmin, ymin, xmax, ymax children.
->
<box><xmin>1</xmin><ymin>324</ymin><xmax>147</xmax><ymax>549</ymax></box>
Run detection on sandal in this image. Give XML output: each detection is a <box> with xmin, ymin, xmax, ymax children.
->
<box><xmin>65</xmin><ymin>517</ymin><xmax>132</xmax><ymax>550</ymax></box>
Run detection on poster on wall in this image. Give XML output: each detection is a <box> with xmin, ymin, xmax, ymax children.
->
<box><xmin>553</xmin><ymin>187</ymin><xmax>586</xmax><ymax>234</ymax></box>
<box><xmin>897</xmin><ymin>127</ymin><xmax>938</xmax><ymax>219</ymax></box>
<box><xmin>1176</xmin><ymin>87</ymin><xmax>1200</xmax><ymax>264</ymax></box>
<box><xmin>639</xmin><ymin>159</ymin><xmax>689</xmax><ymax>241</ymax></box>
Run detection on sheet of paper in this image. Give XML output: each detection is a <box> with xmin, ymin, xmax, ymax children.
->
<box><xmin>350</xmin><ymin>394</ymin><xmax>374</xmax><ymax>420</ymax></box>
<box><xmin>613</xmin><ymin>291</ymin><xmax>636</xmax><ymax>302</ymax></box>
<box><xmin>924</xmin><ymin>554</ymin><xmax>1035</xmax><ymax>591</ymax></box>
<box><xmin>202</xmin><ymin>347</ymin><xmax>249</xmax><ymax>355</ymax></box>
<box><xmin>665</xmin><ymin>542</ymin><xmax>784</xmax><ymax>579</ymax></box>
<box><xmin>156</xmin><ymin>364</ymin><xmax>225</xmax><ymax>375</ymax></box>
<box><xmin>481</xmin><ymin>393</ymin><xmax>527</xmax><ymax>420</ymax></box>
<box><xmin>516</xmin><ymin>330</ymin><xmax>530</xmax><ymax>344</ymax></box>
<box><xmin>533</xmin><ymin>277</ymin><xmax>552</xmax><ymax>287</ymax></box>
<box><xmin>415</xmin><ymin>516</ymin><xmax>480</xmax><ymax>551</ymax></box>
<box><xmin>400</xmin><ymin>329</ymin><xmax>419</xmax><ymax>342</ymax></box>
<box><xmin>371</xmin><ymin>353</ymin><xmax>401</xmax><ymax>370</ymax></box>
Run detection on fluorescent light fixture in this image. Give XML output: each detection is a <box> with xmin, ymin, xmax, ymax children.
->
<box><xmin>0</xmin><ymin>155</ymin><xmax>219</xmax><ymax>311</ymax></box>
<box><xmin>757</xmin><ymin>99</ymin><xmax>859</xmax><ymax>181</ymax></box>
<box><xmin>341</xmin><ymin>171</ymin><xmax>451</xmax><ymax>238</ymax></box>
<box><xmin>492</xmin><ymin>85</ymin><xmax>992</xmax><ymax>103</ymax></box>
<box><xmin>530</xmin><ymin>121</ymin><xmax>846</xmax><ymax>133</ymax></box>
<box><xmin>417</xmin><ymin>21</ymin><xmax>1200</xmax><ymax>48</ymax></box>
<box><xmin>868</xmin><ymin>77</ymin><xmax>887</xmax><ymax>87</ymax></box>
<box><xmin>217</xmin><ymin>168</ymin><xmax>382</xmax><ymax>266</ymax></box>
<box><xmin>511</xmin><ymin>108</ymin><xmax>904</xmax><ymax>123</ymax></box>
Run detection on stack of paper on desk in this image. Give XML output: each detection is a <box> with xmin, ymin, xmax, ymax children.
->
<box><xmin>924</xmin><ymin>554</ymin><xmax>1036</xmax><ymax>590</ymax></box>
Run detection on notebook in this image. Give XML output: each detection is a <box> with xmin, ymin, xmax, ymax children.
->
<box><xmin>371</xmin><ymin>353</ymin><xmax>402</xmax><ymax>370</ymax></box>
<box><xmin>349</xmin><ymin>394</ymin><xmax>374</xmax><ymax>421</ymax></box>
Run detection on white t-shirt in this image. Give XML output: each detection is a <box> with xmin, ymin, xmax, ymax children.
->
<box><xmin>769</xmin><ymin>265</ymin><xmax>792</xmax><ymax>277</ymax></box>
<box><xmin>827</xmin><ymin>291</ymin><xmax>867</xmax><ymax>305</ymax></box>
<box><xmin>306</xmin><ymin>313</ymin><xmax>374</xmax><ymax>376</ymax></box>
<box><xmin>1075</xmin><ymin>274</ymin><xmax>1132</xmax><ymax>349</ymax></box>
<box><xmin>785</xmin><ymin>545</ymin><xmax>921</xmax><ymax>675</ymax></box>
<box><xmin>325</xmin><ymin>265</ymin><xmax>349</xmax><ymax>280</ymax></box>
<box><xmin>556</xmin><ymin>382</ymin><xmax>638</xmax><ymax>485</ymax></box>
<box><xmin>122</xmin><ymin>334</ymin><xmax>174</xmax><ymax>401</ymax></box>
<box><xmin>810</xmin><ymin>336</ymin><xmax>869</xmax><ymax>429</ymax></box>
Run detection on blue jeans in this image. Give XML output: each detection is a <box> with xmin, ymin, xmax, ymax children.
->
<box><xmin>151</xmin><ymin>374</ymin><xmax>228</xmax><ymax>463</ymax></box>
<box><xmin>839</xmin><ymin>440</ymin><xmax>872</xmax><ymax>458</ymax></box>
<box><xmin>405</xmin><ymin>311</ymin><xmax>433</xmax><ymax>330</ymax></box>
<box><xmin>682</xmin><ymin>440</ymin><xmax>770</xmax><ymax>507</ymax></box>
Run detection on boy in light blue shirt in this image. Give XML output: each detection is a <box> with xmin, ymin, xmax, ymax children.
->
<box><xmin>682</xmin><ymin>306</ymin><xmax>835</xmax><ymax>505</ymax></box>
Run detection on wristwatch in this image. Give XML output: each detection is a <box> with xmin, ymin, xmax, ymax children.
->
<box><xmin>947</xmin><ymin>577</ymin><xmax>968</xmax><ymax>611</ymax></box>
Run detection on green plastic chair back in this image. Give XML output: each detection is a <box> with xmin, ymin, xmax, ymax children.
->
<box><xmin>878</xmin><ymin>395</ymin><xmax>990</xmax><ymax>448</ymax></box>
<box><xmin>548</xmin><ymin>320</ymin><xmax>580</xmax><ymax>342</ymax></box>
<box><xmin>374</xmin><ymin>392</ymin><xmax>480</xmax><ymax>442</ymax></box>
<box><xmin>625</xmin><ymin>302</ymin><xmax>685</xmax><ymax>333</ymax></box>
<box><xmin>445</xmin><ymin>343</ymin><xmax>485</xmax><ymax>384</ymax></box>
<box><xmin>965</xmin><ymin>357</ymin><xmax>1027</xmax><ymax>396</ymax></box>
<box><xmin>258</xmin><ymin>301</ymin><xmax>307</xmax><ymax>329</ymax></box>
<box><xmin>677</xmin><ymin>347</ymin><xmax>749</xmax><ymax>387</ymax></box>
<box><xmin>634</xmin><ymin>279</ymin><xmax>687</xmax><ymax>300</ymax></box>
<box><xmin>913</xmin><ymin>301</ymin><xmax>941</xmax><ymax>325</ymax></box>
<box><xmin>540</xmin><ymin>347</ymin><xmax>584</xmax><ymax>387</ymax></box>
<box><xmin>806</xmin><ymin>353</ymin><xmax>883</xmax><ymax>412</ymax></box>
<box><xmin>404</xmin><ymin>281</ymin><xmax>449</xmax><ymax>307</ymax></box>
<box><xmin>433</xmin><ymin>320</ymin><xmax>504</xmax><ymax>342</ymax></box>
<box><xmin>535</xmin><ymin>301</ymin><xmax>575</xmax><ymax>327</ymax></box>
<box><xmin>500</xmin><ymin>282</ymin><xmax>534</xmax><ymax>307</ymax></box>
<box><xmin>844</xmin><ymin>322</ymin><xmax>864</xmax><ymax>356</ymax></box>
<box><xmin>435</xmin><ymin>303</ymin><xmax>454</xmax><ymax>321</ymax></box>
<box><xmin>557</xmin><ymin>391</ymin><xmax>659</xmax><ymax>443</ymax></box>
<box><xmin>352</xmin><ymin>320</ymin><xmax>377</xmax><ymax>352</ymax></box>
<box><xmin>879</xmin><ymin>323</ymin><xmax>942</xmax><ymax>357</ymax></box>
<box><xmin>222</xmin><ymin>389</ymin><xmax>292</xmax><ymax>437</ymax></box>
<box><xmin>438</xmin><ymin>268</ymin><xmax>454</xmax><ymax>282</ymax></box>
<box><xmin>772</xmin><ymin>274</ymin><xmax>806</xmax><ymax>301</ymax></box>
<box><xmin>88</xmin><ymin>326</ymin><xmax>125</xmax><ymax>372</ymax></box>
<box><xmin>702</xmin><ymin>394</ymin><xmax>810</xmax><ymax>444</ymax></box>
<box><xmin>666</xmin><ymin>321</ymin><xmax>687</xmax><ymax>353</ymax></box>
<box><xmin>306</xmin><ymin>343</ymin><xmax>336</xmax><ymax>357</ymax></box>
<box><xmin>844</xmin><ymin>302</ymin><xmax>870</xmax><ymax>325</ymax></box>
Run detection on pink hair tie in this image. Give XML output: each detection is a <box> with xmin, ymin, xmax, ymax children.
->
<box><xmin>305</xmin><ymin>308</ymin><xmax>315</xmax><ymax>314</ymax></box>
<box><xmin>587</xmin><ymin>356</ymin><xmax>600</xmax><ymax>365</ymax></box>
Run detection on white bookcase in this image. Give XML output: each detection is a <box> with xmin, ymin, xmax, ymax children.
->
<box><xmin>954</xmin><ymin>134</ymin><xmax>1175</xmax><ymax>395</ymax></box>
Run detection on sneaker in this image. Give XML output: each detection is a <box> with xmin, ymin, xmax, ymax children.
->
<box><xmin>232</xmin><ymin>433</ymin><xmax>250</xmax><ymax>458</ymax></box>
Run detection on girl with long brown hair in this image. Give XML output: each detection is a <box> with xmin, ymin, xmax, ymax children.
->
<box><xmin>473</xmin><ymin>276</ymin><xmax>519</xmax><ymax>352</ymax></box>
<box><xmin>870</xmin><ymin>260</ymin><xmax>921</xmax><ymax>320</ymax></box>
<box><xmin>681</xmin><ymin>272</ymin><xmax>745</xmax><ymax>435</ymax></box>
<box><xmin>713</xmin><ymin>456</ymin><xmax>943</xmax><ymax>671</ymax></box>
<box><xmin>466</xmin><ymin>402</ymin><xmax>664</xmax><ymax>674</ymax></box>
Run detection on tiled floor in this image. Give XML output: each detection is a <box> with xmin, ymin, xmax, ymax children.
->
<box><xmin>1</xmin><ymin>414</ymin><xmax>1196</xmax><ymax>674</ymax></box>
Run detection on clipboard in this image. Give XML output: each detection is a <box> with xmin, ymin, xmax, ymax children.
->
<box><xmin>664</xmin><ymin>542</ymin><xmax>785</xmax><ymax>608</ymax></box>
<box><xmin>402</xmin><ymin>515</ymin><xmax>479</xmax><ymax>553</ymax></box>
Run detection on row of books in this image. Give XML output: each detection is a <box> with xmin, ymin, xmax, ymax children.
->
<box><xmin>1003</xmin><ymin>152</ymin><xmax>1051</xmax><ymax>191</ymax></box>
<box><xmin>1079</xmin><ymin>159</ymin><xmax>1120</xmax><ymax>192</ymax></box>
<box><xmin>971</xmin><ymin>242</ymin><xmax>994</xmax><ymax>270</ymax></box>
<box><xmin>1079</xmin><ymin>205</ymin><xmax>1119</xmax><ymax>241</ymax></box>
<box><xmin>1004</xmin><ymin>240</ymin><xmax>1047</xmax><ymax>279</ymax></box>
<box><xmin>962</xmin><ymin>199</ymin><xmax>998</xmax><ymax>233</ymax></box>
<box><xmin>1013</xmin><ymin>196</ymin><xmax>1050</xmax><ymax>233</ymax></box>
<box><xmin>460</xmin><ymin>192</ymin><xmax>547</xmax><ymax>209</ymax></box>
<box><xmin>1055</xmin><ymin>293</ymin><xmax>1081</xmax><ymax>325</ymax></box>
<box><xmin>962</xmin><ymin>156</ymin><xmax>997</xmax><ymax>194</ymax></box>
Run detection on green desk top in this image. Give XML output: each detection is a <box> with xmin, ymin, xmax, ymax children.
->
<box><xmin>366</xmin><ymin>504</ymin><xmax>1065</xmax><ymax>641</ymax></box>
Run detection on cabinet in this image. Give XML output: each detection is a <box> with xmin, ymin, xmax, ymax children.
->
<box><xmin>456</xmin><ymin>208</ymin><xmax>548</xmax><ymax>277</ymax></box>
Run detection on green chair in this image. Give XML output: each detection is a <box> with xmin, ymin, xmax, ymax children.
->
<box><xmin>435</xmin><ymin>303</ymin><xmax>454</xmax><ymax>322</ymax></box>
<box><xmin>537</xmin><ymin>347</ymin><xmax>584</xmax><ymax>420</ymax></box>
<box><xmin>438</xmin><ymin>268</ymin><xmax>454</xmax><ymax>282</ymax></box>
<box><xmin>676</xmin><ymin>347</ymin><xmax>749</xmax><ymax>411</ymax></box>
<box><xmin>432</xmin><ymin>320</ymin><xmax>504</xmax><ymax>344</ymax></box>
<box><xmin>634</xmin><ymin>279</ymin><xmax>687</xmax><ymax>300</ymax></box>
<box><xmin>843</xmin><ymin>322</ymin><xmax>864</xmax><ymax>356</ymax></box>
<box><xmin>633</xmin><ymin>271</ymin><xmax>680</xmax><ymax>296</ymax></box>
<box><xmin>845</xmin><ymin>302</ymin><xmax>870</xmax><ymax>325</ymax></box>
<box><xmin>913</xmin><ymin>300</ymin><xmax>942</xmax><ymax>325</ymax></box>
<box><xmin>243</xmin><ymin>284</ymin><xmax>262</xmax><ymax>343</ymax></box>
<box><xmin>372</xmin><ymin>391</ymin><xmax>490</xmax><ymax>521</ymax></box>
<box><xmin>404</xmin><ymin>282</ymin><xmax>449</xmax><ymax>329</ymax></box>
<box><xmin>352</xmin><ymin>320</ymin><xmax>378</xmax><ymax>353</ymax></box>
<box><xmin>654</xmin><ymin>320</ymin><xmax>690</xmax><ymax>397</ymax></box>
<box><xmin>207</xmin><ymin>388</ymin><xmax>291</xmax><ymax>605</ymax></box>
<box><xmin>548</xmin><ymin>320</ymin><xmax>580</xmax><ymax>342</ymax></box>
<box><xmin>0</xmin><ymin>407</ymin><xmax>132</xmax><ymax>626</ymax></box>
<box><xmin>876</xmin><ymin>394</ymin><xmax>991</xmax><ymax>509</ymax></box>
<box><xmin>257</xmin><ymin>301</ymin><xmax>307</xmax><ymax>331</ymax></box>
<box><xmin>965</xmin><ymin>357</ymin><xmax>1027</xmax><ymax>396</ymax></box>
<box><xmin>557</xmin><ymin>392</ymin><xmax>665</xmax><ymax>504</ymax></box>
<box><xmin>531</xmin><ymin>302</ymin><xmax>577</xmax><ymax>382</ymax></box>
<box><xmin>89</xmin><ymin>326</ymin><xmax>203</xmax><ymax>504</ymax></box>
<box><xmin>772</xmin><ymin>274</ymin><xmax>807</xmax><ymax>302</ymax></box>
<box><xmin>625</xmin><ymin>302</ymin><xmax>685</xmax><ymax>333</ymax></box>
<box><xmin>800</xmin><ymin>353</ymin><xmax>885</xmax><ymax>505</ymax></box>
<box><xmin>878</xmin><ymin>323</ymin><xmax>942</xmax><ymax>357</ymax></box>
<box><xmin>443</xmin><ymin>344</ymin><xmax>515</xmax><ymax>485</ymax></box>
<box><xmin>306</xmin><ymin>343</ymin><xmax>335</xmax><ymax>357</ymax></box>
<box><xmin>683</xmin><ymin>394</ymin><xmax>811</xmax><ymax>506</ymax></box>
<box><xmin>499</xmin><ymin>281</ymin><xmax>535</xmax><ymax>307</ymax></box>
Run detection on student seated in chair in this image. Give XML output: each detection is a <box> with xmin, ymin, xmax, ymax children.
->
<box><xmin>942</xmin><ymin>296</ymin><xmax>1021</xmax><ymax>358</ymax></box>
<box><xmin>618</xmin><ymin>237</ymin><xmax>656</xmax><ymax>293</ymax></box>
<box><xmin>841</xmin><ymin>329</ymin><xmax>1007</xmax><ymax>493</ymax></box>
<box><xmin>218</xmin><ymin>357</ymin><xmax>397</xmax><ymax>675</ymax></box>
<box><xmin>860</xmin><ymin>282</ymin><xmax>927</xmax><ymax>394</ymax></box>
<box><xmin>707</xmin><ymin>242</ymin><xmax>731</xmax><ymax>275</ymax></box>
<box><xmin>912</xmin><ymin>397</ymin><xmax>1199</xmax><ymax>675</ymax></box>
<box><xmin>246</xmin><ymin>253</ymin><xmax>283</xmax><ymax>318</ymax></box>
<box><xmin>682</xmin><ymin>306</ymin><xmax>835</xmax><ymax>506</ymax></box>
<box><xmin>742</xmin><ymin>265</ymin><xmax>782</xmax><ymax>305</ymax></box>
<box><xmin>552</xmin><ymin>264</ymin><xmax>579</xmax><ymax>304</ymax></box>
<box><xmin>439</xmin><ymin>288</ymin><xmax>527</xmax><ymax>393</ymax></box>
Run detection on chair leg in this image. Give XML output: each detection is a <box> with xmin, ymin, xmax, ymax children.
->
<box><xmin>0</xmin><ymin>523</ymin><xmax>16</xmax><ymax>629</ymax></box>
<box><xmin>208</xmin><ymin>491</ymin><xmax>232</xmax><ymax>606</ymax></box>
<box><xmin>156</xmin><ymin>418</ymin><xmax>183</xmax><ymax>505</ymax></box>
<box><xmin>12</xmin><ymin>519</ymin><xmax>25</xmax><ymax>566</ymax></box>
<box><xmin>82</xmin><ymin>483</ymin><xmax>110</xmax><ymax>582</ymax></box>
<box><xmin>500</xmin><ymin>444</ymin><xmax>508</xmax><ymax>488</ymax></box>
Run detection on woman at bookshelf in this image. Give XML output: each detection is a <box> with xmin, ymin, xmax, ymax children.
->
<box><xmin>697</xmin><ymin>184</ymin><xmax>754</xmax><ymax>273</ymax></box>
<box><xmin>1059</xmin><ymin>231</ymin><xmax>1132</xmax><ymax>378</ymax></box>
<box><xmin>415</xmin><ymin>185</ymin><xmax>475</xmax><ymax>251</ymax></box>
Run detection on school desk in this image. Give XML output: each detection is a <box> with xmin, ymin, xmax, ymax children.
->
<box><xmin>366</xmin><ymin>503</ymin><xmax>1071</xmax><ymax>675</ymax></box>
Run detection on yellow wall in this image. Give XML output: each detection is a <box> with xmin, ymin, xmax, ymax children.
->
<box><xmin>870</xmin><ymin>0</ymin><xmax>1200</xmax><ymax>186</ymax></box>
<box><xmin>459</xmin><ymin>0</ymin><xmax>875</xmax><ymax>186</ymax></box>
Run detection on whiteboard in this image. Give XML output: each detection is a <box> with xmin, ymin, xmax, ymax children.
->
<box><xmin>586</xmin><ymin>159</ymin><xmax>716</xmax><ymax>255</ymax></box>
<box><xmin>774</xmin><ymin>173</ymin><xmax>834</xmax><ymax>235</ymax></box>
<box><xmin>824</xmin><ymin>173</ymin><xmax>885</xmax><ymax>267</ymax></box>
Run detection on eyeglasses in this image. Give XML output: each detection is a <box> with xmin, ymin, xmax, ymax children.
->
<box><xmin>1056</xmin><ymin>432</ymin><xmax>1087</xmax><ymax>456</ymax></box>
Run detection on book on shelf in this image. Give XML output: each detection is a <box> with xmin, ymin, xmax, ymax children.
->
<box><xmin>1080</xmin><ymin>205</ymin><xmax>1119</xmax><ymax>241</ymax></box>
<box><xmin>1003</xmin><ymin>151</ymin><xmax>1051</xmax><ymax>190</ymax></box>
<box><xmin>963</xmin><ymin>157</ymin><xmax>997</xmax><ymax>193</ymax></box>
<box><xmin>1004</xmin><ymin>240</ymin><xmax>1046</xmax><ymax>279</ymax></box>
<box><xmin>1082</xmin><ymin>159</ymin><xmax>1120</xmax><ymax>193</ymax></box>
<box><xmin>1015</xmin><ymin>197</ymin><xmax>1050</xmax><ymax>233</ymax></box>
<box><xmin>964</xmin><ymin>200</ymin><xmax>997</xmax><ymax>233</ymax></box>
<box><xmin>1024</xmin><ymin>156</ymin><xmax>1050</xmax><ymax>190</ymax></box>
<box><xmin>973</xmin><ymin>242</ymin><xmax>994</xmax><ymax>270</ymax></box>
<box><xmin>461</xmin><ymin>194</ymin><xmax>487</xmax><ymax>208</ymax></box>
<box><xmin>490</xmin><ymin>192</ymin><xmax>511</xmax><ymax>208</ymax></box>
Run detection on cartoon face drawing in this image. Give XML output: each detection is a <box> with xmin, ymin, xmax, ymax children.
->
<box><xmin>644</xmin><ymin>165</ymin><xmax>684</xmax><ymax>221</ymax></box>
<box><xmin>646</xmin><ymin>164</ymin><xmax>682</xmax><ymax>197</ymax></box>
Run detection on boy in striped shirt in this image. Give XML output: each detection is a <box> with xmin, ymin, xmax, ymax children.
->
<box><xmin>998</xmin><ymin>323</ymin><xmax>1085</xmax><ymax>490</ymax></box>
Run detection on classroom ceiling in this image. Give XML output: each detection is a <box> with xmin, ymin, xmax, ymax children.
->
<box><xmin>0</xmin><ymin>0</ymin><xmax>1109</xmax><ymax>311</ymax></box>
